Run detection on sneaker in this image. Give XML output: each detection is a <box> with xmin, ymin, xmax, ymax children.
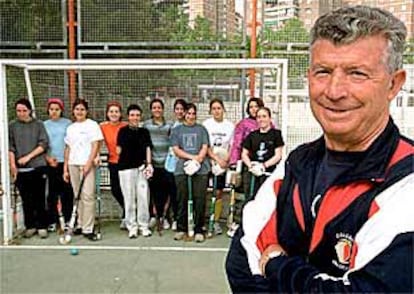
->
<box><xmin>47</xmin><ymin>224</ymin><xmax>57</xmax><ymax>232</ymax></box>
<box><xmin>24</xmin><ymin>228</ymin><xmax>37</xmax><ymax>238</ymax></box>
<box><xmin>38</xmin><ymin>229</ymin><xmax>48</xmax><ymax>239</ymax></box>
<box><xmin>174</xmin><ymin>231</ymin><xmax>185</xmax><ymax>241</ymax></box>
<box><xmin>83</xmin><ymin>232</ymin><xmax>99</xmax><ymax>241</ymax></box>
<box><xmin>162</xmin><ymin>218</ymin><xmax>170</xmax><ymax>230</ymax></box>
<box><xmin>194</xmin><ymin>233</ymin><xmax>205</xmax><ymax>243</ymax></box>
<box><xmin>214</xmin><ymin>223</ymin><xmax>223</xmax><ymax>235</ymax></box>
<box><xmin>140</xmin><ymin>227</ymin><xmax>152</xmax><ymax>237</ymax></box>
<box><xmin>171</xmin><ymin>221</ymin><xmax>177</xmax><ymax>231</ymax></box>
<box><xmin>73</xmin><ymin>227</ymin><xmax>82</xmax><ymax>235</ymax></box>
<box><xmin>119</xmin><ymin>219</ymin><xmax>127</xmax><ymax>231</ymax></box>
<box><xmin>149</xmin><ymin>217</ymin><xmax>157</xmax><ymax>229</ymax></box>
<box><xmin>227</xmin><ymin>223</ymin><xmax>239</xmax><ymax>238</ymax></box>
<box><xmin>128</xmin><ymin>231</ymin><xmax>138</xmax><ymax>239</ymax></box>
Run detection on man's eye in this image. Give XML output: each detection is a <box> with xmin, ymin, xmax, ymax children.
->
<box><xmin>314</xmin><ymin>69</ymin><xmax>330</xmax><ymax>75</ymax></box>
<box><xmin>349</xmin><ymin>70</ymin><xmax>369</xmax><ymax>80</ymax></box>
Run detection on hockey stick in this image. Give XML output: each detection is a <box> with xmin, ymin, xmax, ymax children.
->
<box><xmin>11</xmin><ymin>184</ymin><xmax>24</xmax><ymax>244</ymax></box>
<box><xmin>227</xmin><ymin>183</ymin><xmax>236</xmax><ymax>229</ymax></box>
<box><xmin>207</xmin><ymin>175</ymin><xmax>217</xmax><ymax>238</ymax></box>
<box><xmin>187</xmin><ymin>175</ymin><xmax>195</xmax><ymax>238</ymax></box>
<box><xmin>59</xmin><ymin>173</ymin><xmax>85</xmax><ymax>245</ymax></box>
<box><xmin>249</xmin><ymin>173</ymin><xmax>256</xmax><ymax>201</ymax></box>
<box><xmin>95</xmin><ymin>167</ymin><xmax>102</xmax><ymax>240</ymax></box>
<box><xmin>56</xmin><ymin>195</ymin><xmax>66</xmax><ymax>235</ymax></box>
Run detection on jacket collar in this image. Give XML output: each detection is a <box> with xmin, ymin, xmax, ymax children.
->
<box><xmin>288</xmin><ymin>117</ymin><xmax>401</xmax><ymax>185</ymax></box>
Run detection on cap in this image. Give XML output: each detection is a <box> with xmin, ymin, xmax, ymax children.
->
<box><xmin>47</xmin><ymin>98</ymin><xmax>64</xmax><ymax>111</ymax></box>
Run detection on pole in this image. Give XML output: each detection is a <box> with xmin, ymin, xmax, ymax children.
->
<box><xmin>249</xmin><ymin>0</ymin><xmax>258</xmax><ymax>97</ymax></box>
<box><xmin>68</xmin><ymin>0</ymin><xmax>76</xmax><ymax>106</ymax></box>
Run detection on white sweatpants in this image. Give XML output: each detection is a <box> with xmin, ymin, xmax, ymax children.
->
<box><xmin>119</xmin><ymin>168</ymin><xmax>150</xmax><ymax>235</ymax></box>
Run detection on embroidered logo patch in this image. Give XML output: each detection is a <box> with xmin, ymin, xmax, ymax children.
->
<box><xmin>333</xmin><ymin>233</ymin><xmax>354</xmax><ymax>270</ymax></box>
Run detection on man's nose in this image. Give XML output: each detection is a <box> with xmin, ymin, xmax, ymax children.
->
<box><xmin>324</xmin><ymin>71</ymin><xmax>347</xmax><ymax>100</ymax></box>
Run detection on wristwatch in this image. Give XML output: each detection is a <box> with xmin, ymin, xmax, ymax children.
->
<box><xmin>267</xmin><ymin>250</ymin><xmax>284</xmax><ymax>260</ymax></box>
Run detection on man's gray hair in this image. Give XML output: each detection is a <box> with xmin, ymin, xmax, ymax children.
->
<box><xmin>310</xmin><ymin>5</ymin><xmax>407</xmax><ymax>72</ymax></box>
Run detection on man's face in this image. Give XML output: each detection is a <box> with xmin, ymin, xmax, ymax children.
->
<box><xmin>308</xmin><ymin>35</ymin><xmax>404</xmax><ymax>150</ymax></box>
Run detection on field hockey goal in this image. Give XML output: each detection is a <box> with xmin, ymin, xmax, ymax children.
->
<box><xmin>0</xmin><ymin>58</ymin><xmax>292</xmax><ymax>245</ymax></box>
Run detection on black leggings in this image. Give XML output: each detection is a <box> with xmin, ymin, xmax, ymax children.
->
<box><xmin>108</xmin><ymin>163</ymin><xmax>125</xmax><ymax>218</ymax></box>
<box><xmin>47</xmin><ymin>163</ymin><xmax>74</xmax><ymax>223</ymax></box>
<box><xmin>175</xmin><ymin>174</ymin><xmax>208</xmax><ymax>234</ymax></box>
<box><xmin>16</xmin><ymin>167</ymin><xmax>49</xmax><ymax>229</ymax></box>
<box><xmin>149</xmin><ymin>167</ymin><xmax>176</xmax><ymax>218</ymax></box>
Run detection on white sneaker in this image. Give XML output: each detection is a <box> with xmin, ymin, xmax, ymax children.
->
<box><xmin>162</xmin><ymin>218</ymin><xmax>170</xmax><ymax>230</ymax></box>
<box><xmin>47</xmin><ymin>224</ymin><xmax>57</xmax><ymax>232</ymax></box>
<box><xmin>174</xmin><ymin>231</ymin><xmax>185</xmax><ymax>241</ymax></box>
<box><xmin>119</xmin><ymin>219</ymin><xmax>127</xmax><ymax>230</ymax></box>
<box><xmin>194</xmin><ymin>233</ymin><xmax>205</xmax><ymax>243</ymax></box>
<box><xmin>38</xmin><ymin>229</ymin><xmax>48</xmax><ymax>239</ymax></box>
<box><xmin>171</xmin><ymin>221</ymin><xmax>177</xmax><ymax>231</ymax></box>
<box><xmin>128</xmin><ymin>230</ymin><xmax>137</xmax><ymax>239</ymax></box>
<box><xmin>149</xmin><ymin>217</ymin><xmax>157</xmax><ymax>229</ymax></box>
<box><xmin>140</xmin><ymin>227</ymin><xmax>152</xmax><ymax>237</ymax></box>
<box><xmin>214</xmin><ymin>222</ymin><xmax>223</xmax><ymax>235</ymax></box>
<box><xmin>227</xmin><ymin>223</ymin><xmax>239</xmax><ymax>238</ymax></box>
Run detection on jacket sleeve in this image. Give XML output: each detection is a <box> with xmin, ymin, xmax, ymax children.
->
<box><xmin>265</xmin><ymin>173</ymin><xmax>414</xmax><ymax>293</ymax></box>
<box><xmin>229</xmin><ymin>120</ymin><xmax>245</xmax><ymax>165</ymax></box>
<box><xmin>226</xmin><ymin>171</ymin><xmax>284</xmax><ymax>293</ymax></box>
<box><xmin>265</xmin><ymin>233</ymin><xmax>413</xmax><ymax>293</ymax></box>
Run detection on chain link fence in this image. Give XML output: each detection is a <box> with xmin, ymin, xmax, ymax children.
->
<box><xmin>1</xmin><ymin>0</ymin><xmax>413</xmax><ymax>223</ymax></box>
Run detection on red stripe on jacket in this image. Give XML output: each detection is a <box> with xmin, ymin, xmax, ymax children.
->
<box><xmin>256</xmin><ymin>180</ymin><xmax>282</xmax><ymax>253</ymax></box>
<box><xmin>386</xmin><ymin>139</ymin><xmax>413</xmax><ymax>171</ymax></box>
<box><xmin>293</xmin><ymin>184</ymin><xmax>305</xmax><ymax>232</ymax></box>
<box><xmin>310</xmin><ymin>182</ymin><xmax>373</xmax><ymax>253</ymax></box>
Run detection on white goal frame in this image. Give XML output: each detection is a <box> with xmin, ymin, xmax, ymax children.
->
<box><xmin>0</xmin><ymin>58</ymin><xmax>288</xmax><ymax>245</ymax></box>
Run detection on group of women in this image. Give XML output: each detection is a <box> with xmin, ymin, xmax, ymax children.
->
<box><xmin>8</xmin><ymin>96</ymin><xmax>284</xmax><ymax>242</ymax></box>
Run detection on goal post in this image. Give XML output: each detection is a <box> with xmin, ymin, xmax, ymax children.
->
<box><xmin>0</xmin><ymin>58</ymin><xmax>289</xmax><ymax>245</ymax></box>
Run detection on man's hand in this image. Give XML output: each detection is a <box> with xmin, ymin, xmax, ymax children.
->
<box><xmin>259</xmin><ymin>244</ymin><xmax>286</xmax><ymax>276</ymax></box>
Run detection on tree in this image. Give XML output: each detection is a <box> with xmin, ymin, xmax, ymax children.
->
<box><xmin>262</xmin><ymin>18</ymin><xmax>310</xmax><ymax>89</ymax></box>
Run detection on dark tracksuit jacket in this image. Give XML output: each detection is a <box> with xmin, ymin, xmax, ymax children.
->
<box><xmin>226</xmin><ymin>119</ymin><xmax>413</xmax><ymax>293</ymax></box>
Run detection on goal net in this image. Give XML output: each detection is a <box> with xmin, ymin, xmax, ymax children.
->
<box><xmin>1</xmin><ymin>58</ymin><xmax>293</xmax><ymax>244</ymax></box>
<box><xmin>1</xmin><ymin>59</ymin><xmax>413</xmax><ymax>245</ymax></box>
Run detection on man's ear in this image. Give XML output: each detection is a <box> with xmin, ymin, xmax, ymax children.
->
<box><xmin>388</xmin><ymin>69</ymin><xmax>406</xmax><ymax>101</ymax></box>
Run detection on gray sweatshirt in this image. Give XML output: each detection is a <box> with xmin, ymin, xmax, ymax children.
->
<box><xmin>9</xmin><ymin>118</ymin><xmax>49</xmax><ymax>169</ymax></box>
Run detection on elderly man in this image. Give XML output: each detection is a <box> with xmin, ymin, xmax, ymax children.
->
<box><xmin>226</xmin><ymin>5</ymin><xmax>413</xmax><ymax>293</ymax></box>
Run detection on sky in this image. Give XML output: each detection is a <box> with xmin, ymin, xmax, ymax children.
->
<box><xmin>235</xmin><ymin>0</ymin><xmax>244</xmax><ymax>15</ymax></box>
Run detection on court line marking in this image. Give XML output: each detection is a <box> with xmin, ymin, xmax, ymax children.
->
<box><xmin>0</xmin><ymin>245</ymin><xmax>229</xmax><ymax>252</ymax></box>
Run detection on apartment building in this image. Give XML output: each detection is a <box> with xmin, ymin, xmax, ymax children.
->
<box><xmin>298</xmin><ymin>0</ymin><xmax>413</xmax><ymax>38</ymax></box>
<box><xmin>182</xmin><ymin>0</ymin><xmax>237</xmax><ymax>38</ymax></box>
